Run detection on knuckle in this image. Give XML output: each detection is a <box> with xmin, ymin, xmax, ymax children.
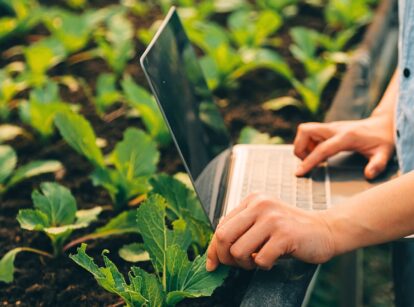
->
<box><xmin>229</xmin><ymin>245</ymin><xmax>245</xmax><ymax>260</ymax></box>
<box><xmin>215</xmin><ymin>229</ymin><xmax>228</xmax><ymax>243</ymax></box>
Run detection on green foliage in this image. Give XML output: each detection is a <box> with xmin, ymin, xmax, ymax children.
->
<box><xmin>95</xmin><ymin>11</ymin><xmax>134</xmax><ymax>74</ymax></box>
<box><xmin>0</xmin><ymin>248</ymin><xmax>21</xmax><ymax>283</ymax></box>
<box><xmin>122</xmin><ymin>75</ymin><xmax>171</xmax><ymax>147</ymax></box>
<box><xmin>70</xmin><ymin>194</ymin><xmax>228</xmax><ymax>306</ymax></box>
<box><xmin>55</xmin><ymin>112</ymin><xmax>159</xmax><ymax>209</ymax></box>
<box><xmin>238</xmin><ymin>126</ymin><xmax>284</xmax><ymax>145</ymax></box>
<box><xmin>23</xmin><ymin>38</ymin><xmax>67</xmax><ymax>86</ymax></box>
<box><xmin>0</xmin><ymin>68</ymin><xmax>27</xmax><ymax>119</ymax></box>
<box><xmin>95</xmin><ymin>73</ymin><xmax>122</xmax><ymax>115</ymax></box>
<box><xmin>0</xmin><ymin>0</ymin><xmax>43</xmax><ymax>43</ymax></box>
<box><xmin>54</xmin><ymin>112</ymin><xmax>105</xmax><ymax>167</ymax></box>
<box><xmin>119</xmin><ymin>243</ymin><xmax>150</xmax><ymax>263</ymax></box>
<box><xmin>150</xmin><ymin>174</ymin><xmax>211</xmax><ymax>249</ymax></box>
<box><xmin>19</xmin><ymin>81</ymin><xmax>75</xmax><ymax>138</ymax></box>
<box><xmin>17</xmin><ymin>182</ymin><xmax>102</xmax><ymax>255</ymax></box>
<box><xmin>228</xmin><ymin>9</ymin><xmax>282</xmax><ymax>48</ymax></box>
<box><xmin>325</xmin><ymin>0</ymin><xmax>373</xmax><ymax>29</ymax></box>
<box><xmin>91</xmin><ymin>128</ymin><xmax>160</xmax><ymax>209</ymax></box>
<box><xmin>94</xmin><ymin>209</ymin><xmax>140</xmax><ymax>237</ymax></box>
<box><xmin>0</xmin><ymin>145</ymin><xmax>62</xmax><ymax>195</ymax></box>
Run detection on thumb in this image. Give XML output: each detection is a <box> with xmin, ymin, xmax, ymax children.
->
<box><xmin>364</xmin><ymin>150</ymin><xmax>390</xmax><ymax>179</ymax></box>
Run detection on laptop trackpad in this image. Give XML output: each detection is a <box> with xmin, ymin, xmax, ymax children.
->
<box><xmin>327</xmin><ymin>152</ymin><xmax>398</xmax><ymax>205</ymax></box>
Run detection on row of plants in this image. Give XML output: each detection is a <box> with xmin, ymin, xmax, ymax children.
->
<box><xmin>0</xmin><ymin>0</ymin><xmax>381</xmax><ymax>306</ymax></box>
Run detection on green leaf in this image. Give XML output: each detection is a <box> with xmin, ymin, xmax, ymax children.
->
<box><xmin>94</xmin><ymin>209</ymin><xmax>140</xmax><ymax>237</ymax></box>
<box><xmin>16</xmin><ymin>209</ymin><xmax>49</xmax><ymax>231</ymax></box>
<box><xmin>262</xmin><ymin>96</ymin><xmax>304</xmax><ymax>112</ymax></box>
<box><xmin>30</xmin><ymin>183</ymin><xmax>71</xmax><ymax>224</ymax></box>
<box><xmin>0</xmin><ymin>125</ymin><xmax>26</xmax><ymax>143</ymax></box>
<box><xmin>112</xmin><ymin>127</ymin><xmax>159</xmax><ymax>182</ymax></box>
<box><xmin>95</xmin><ymin>73</ymin><xmax>122</xmax><ymax>115</ymax></box>
<box><xmin>7</xmin><ymin>160</ymin><xmax>62</xmax><ymax>189</ymax></box>
<box><xmin>0</xmin><ymin>248</ymin><xmax>23</xmax><ymax>283</ymax></box>
<box><xmin>119</xmin><ymin>243</ymin><xmax>150</xmax><ymax>263</ymax></box>
<box><xmin>165</xmin><ymin>246</ymin><xmax>229</xmax><ymax>305</ymax></box>
<box><xmin>96</xmin><ymin>12</ymin><xmax>134</xmax><ymax>74</ymax></box>
<box><xmin>122</xmin><ymin>75</ymin><xmax>171</xmax><ymax>146</ymax></box>
<box><xmin>54</xmin><ymin>111</ymin><xmax>105</xmax><ymax>167</ymax></box>
<box><xmin>238</xmin><ymin>126</ymin><xmax>284</xmax><ymax>145</ymax></box>
<box><xmin>130</xmin><ymin>267</ymin><xmax>165</xmax><ymax>307</ymax></box>
<box><xmin>75</xmin><ymin>207</ymin><xmax>103</xmax><ymax>226</ymax></box>
<box><xmin>0</xmin><ymin>145</ymin><xmax>16</xmax><ymax>185</ymax></box>
<box><xmin>70</xmin><ymin>244</ymin><xmax>147</xmax><ymax>306</ymax></box>
<box><xmin>136</xmin><ymin>195</ymin><xmax>191</xmax><ymax>274</ymax></box>
<box><xmin>19</xmin><ymin>82</ymin><xmax>74</xmax><ymax>137</ymax></box>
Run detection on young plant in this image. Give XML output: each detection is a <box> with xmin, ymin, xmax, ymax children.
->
<box><xmin>23</xmin><ymin>37</ymin><xmax>67</xmax><ymax>87</ymax></box>
<box><xmin>0</xmin><ymin>182</ymin><xmax>101</xmax><ymax>283</ymax></box>
<box><xmin>238</xmin><ymin>126</ymin><xmax>284</xmax><ymax>145</ymax></box>
<box><xmin>94</xmin><ymin>73</ymin><xmax>122</xmax><ymax>115</ymax></box>
<box><xmin>17</xmin><ymin>182</ymin><xmax>102</xmax><ymax>256</ymax></box>
<box><xmin>0</xmin><ymin>145</ymin><xmax>62</xmax><ymax>195</ymax></box>
<box><xmin>122</xmin><ymin>75</ymin><xmax>171</xmax><ymax>147</ymax></box>
<box><xmin>70</xmin><ymin>194</ymin><xmax>228</xmax><ymax>306</ymax></box>
<box><xmin>95</xmin><ymin>11</ymin><xmax>134</xmax><ymax>75</ymax></box>
<box><xmin>324</xmin><ymin>0</ymin><xmax>374</xmax><ymax>30</ymax></box>
<box><xmin>0</xmin><ymin>0</ymin><xmax>43</xmax><ymax>43</ymax></box>
<box><xmin>0</xmin><ymin>67</ymin><xmax>27</xmax><ymax>119</ymax></box>
<box><xmin>228</xmin><ymin>9</ymin><xmax>283</xmax><ymax>49</ymax></box>
<box><xmin>19</xmin><ymin>81</ymin><xmax>76</xmax><ymax>138</ymax></box>
<box><xmin>54</xmin><ymin>111</ymin><xmax>159</xmax><ymax>210</ymax></box>
<box><xmin>44</xmin><ymin>8</ymin><xmax>117</xmax><ymax>54</ymax></box>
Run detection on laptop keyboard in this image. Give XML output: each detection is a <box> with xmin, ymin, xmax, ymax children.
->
<box><xmin>240</xmin><ymin>150</ymin><xmax>327</xmax><ymax>210</ymax></box>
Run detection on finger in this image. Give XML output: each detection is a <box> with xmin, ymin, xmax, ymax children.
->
<box><xmin>230</xmin><ymin>222</ymin><xmax>270</xmax><ymax>270</ymax></box>
<box><xmin>294</xmin><ymin>123</ymin><xmax>333</xmax><ymax>159</ymax></box>
<box><xmin>254</xmin><ymin>237</ymin><xmax>286</xmax><ymax>270</ymax></box>
<box><xmin>217</xmin><ymin>192</ymin><xmax>261</xmax><ymax>229</ymax></box>
<box><xmin>206</xmin><ymin>236</ymin><xmax>219</xmax><ymax>271</ymax></box>
<box><xmin>296</xmin><ymin>135</ymin><xmax>346</xmax><ymax>176</ymax></box>
<box><xmin>364</xmin><ymin>149</ymin><xmax>392</xmax><ymax>179</ymax></box>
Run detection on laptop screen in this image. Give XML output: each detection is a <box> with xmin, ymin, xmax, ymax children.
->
<box><xmin>140</xmin><ymin>8</ymin><xmax>231</xmax><ymax>182</ymax></box>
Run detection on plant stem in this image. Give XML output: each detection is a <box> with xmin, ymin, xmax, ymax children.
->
<box><xmin>19</xmin><ymin>247</ymin><xmax>53</xmax><ymax>258</ymax></box>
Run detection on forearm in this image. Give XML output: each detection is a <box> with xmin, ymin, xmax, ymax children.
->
<box><xmin>324</xmin><ymin>171</ymin><xmax>414</xmax><ymax>255</ymax></box>
<box><xmin>371</xmin><ymin>69</ymin><xmax>398</xmax><ymax>118</ymax></box>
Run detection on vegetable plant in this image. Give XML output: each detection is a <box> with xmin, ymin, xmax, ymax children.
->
<box><xmin>95</xmin><ymin>11</ymin><xmax>134</xmax><ymax>75</ymax></box>
<box><xmin>324</xmin><ymin>0</ymin><xmax>374</xmax><ymax>30</ymax></box>
<box><xmin>0</xmin><ymin>145</ymin><xmax>62</xmax><ymax>195</ymax></box>
<box><xmin>238</xmin><ymin>126</ymin><xmax>284</xmax><ymax>145</ymax></box>
<box><xmin>70</xmin><ymin>194</ymin><xmax>228</xmax><ymax>306</ymax></box>
<box><xmin>19</xmin><ymin>81</ymin><xmax>76</xmax><ymax>138</ymax></box>
<box><xmin>17</xmin><ymin>182</ymin><xmax>102</xmax><ymax>256</ymax></box>
<box><xmin>0</xmin><ymin>182</ymin><xmax>101</xmax><ymax>283</ymax></box>
<box><xmin>228</xmin><ymin>9</ymin><xmax>282</xmax><ymax>49</ymax></box>
<box><xmin>94</xmin><ymin>73</ymin><xmax>122</xmax><ymax>115</ymax></box>
<box><xmin>54</xmin><ymin>111</ymin><xmax>159</xmax><ymax>210</ymax></box>
<box><xmin>122</xmin><ymin>75</ymin><xmax>171</xmax><ymax>147</ymax></box>
<box><xmin>0</xmin><ymin>67</ymin><xmax>27</xmax><ymax>119</ymax></box>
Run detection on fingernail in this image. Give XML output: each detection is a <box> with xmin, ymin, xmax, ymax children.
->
<box><xmin>206</xmin><ymin>258</ymin><xmax>215</xmax><ymax>272</ymax></box>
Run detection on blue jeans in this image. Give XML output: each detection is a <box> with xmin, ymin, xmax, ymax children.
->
<box><xmin>393</xmin><ymin>242</ymin><xmax>414</xmax><ymax>307</ymax></box>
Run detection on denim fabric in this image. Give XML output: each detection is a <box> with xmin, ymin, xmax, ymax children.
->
<box><xmin>397</xmin><ymin>0</ymin><xmax>414</xmax><ymax>174</ymax></box>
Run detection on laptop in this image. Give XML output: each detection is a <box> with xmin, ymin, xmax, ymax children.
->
<box><xmin>140</xmin><ymin>7</ymin><xmax>397</xmax><ymax>227</ymax></box>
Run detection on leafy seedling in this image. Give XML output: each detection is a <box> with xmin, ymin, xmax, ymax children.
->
<box><xmin>17</xmin><ymin>182</ymin><xmax>102</xmax><ymax>256</ymax></box>
<box><xmin>0</xmin><ymin>68</ymin><xmax>27</xmax><ymax>119</ymax></box>
<box><xmin>95</xmin><ymin>11</ymin><xmax>134</xmax><ymax>75</ymax></box>
<box><xmin>54</xmin><ymin>112</ymin><xmax>159</xmax><ymax>210</ymax></box>
<box><xmin>122</xmin><ymin>75</ymin><xmax>171</xmax><ymax>147</ymax></box>
<box><xmin>95</xmin><ymin>73</ymin><xmax>122</xmax><ymax>115</ymax></box>
<box><xmin>70</xmin><ymin>194</ymin><xmax>229</xmax><ymax>306</ymax></box>
<box><xmin>0</xmin><ymin>145</ymin><xmax>62</xmax><ymax>195</ymax></box>
<box><xmin>23</xmin><ymin>37</ymin><xmax>67</xmax><ymax>87</ymax></box>
<box><xmin>19</xmin><ymin>81</ymin><xmax>76</xmax><ymax>138</ymax></box>
<box><xmin>228</xmin><ymin>9</ymin><xmax>282</xmax><ymax>49</ymax></box>
<box><xmin>0</xmin><ymin>182</ymin><xmax>101</xmax><ymax>283</ymax></box>
<box><xmin>325</xmin><ymin>0</ymin><xmax>373</xmax><ymax>30</ymax></box>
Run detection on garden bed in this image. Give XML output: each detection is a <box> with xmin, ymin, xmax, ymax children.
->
<box><xmin>0</xmin><ymin>0</ymin><xmax>381</xmax><ymax>306</ymax></box>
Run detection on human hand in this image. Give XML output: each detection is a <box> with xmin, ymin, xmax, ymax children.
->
<box><xmin>294</xmin><ymin>115</ymin><xmax>395</xmax><ymax>179</ymax></box>
<box><xmin>206</xmin><ymin>193</ymin><xmax>336</xmax><ymax>272</ymax></box>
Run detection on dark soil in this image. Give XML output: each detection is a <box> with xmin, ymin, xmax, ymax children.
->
<box><xmin>0</xmin><ymin>1</ymin><xmax>374</xmax><ymax>306</ymax></box>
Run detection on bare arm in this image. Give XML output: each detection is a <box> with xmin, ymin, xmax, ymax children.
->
<box><xmin>326</xmin><ymin>170</ymin><xmax>414</xmax><ymax>255</ymax></box>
